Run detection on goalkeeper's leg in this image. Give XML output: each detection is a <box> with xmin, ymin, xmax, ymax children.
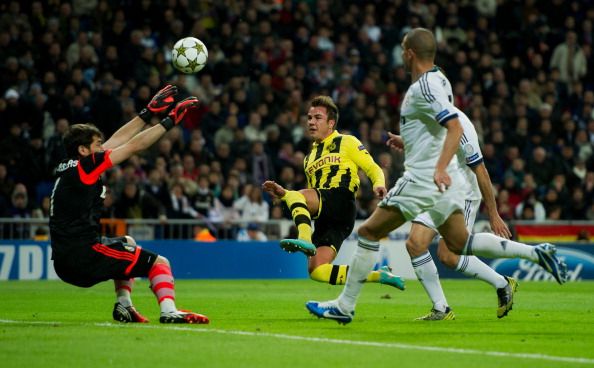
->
<box><xmin>149</xmin><ymin>257</ymin><xmax>209</xmax><ymax>324</ymax></box>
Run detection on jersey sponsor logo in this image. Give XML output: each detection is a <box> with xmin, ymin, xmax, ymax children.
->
<box><xmin>306</xmin><ymin>154</ymin><xmax>341</xmax><ymax>176</ymax></box>
<box><xmin>56</xmin><ymin>160</ymin><xmax>78</xmax><ymax>172</ymax></box>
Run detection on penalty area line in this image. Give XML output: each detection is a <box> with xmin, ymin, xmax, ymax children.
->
<box><xmin>1</xmin><ymin>319</ymin><xmax>592</xmax><ymax>365</ymax></box>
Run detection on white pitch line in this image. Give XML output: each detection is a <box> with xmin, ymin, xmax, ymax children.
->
<box><xmin>1</xmin><ymin>319</ymin><xmax>593</xmax><ymax>365</ymax></box>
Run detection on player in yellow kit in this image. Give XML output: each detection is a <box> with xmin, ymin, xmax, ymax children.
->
<box><xmin>263</xmin><ymin>96</ymin><xmax>404</xmax><ymax>289</ymax></box>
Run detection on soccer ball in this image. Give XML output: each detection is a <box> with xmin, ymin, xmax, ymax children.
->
<box><xmin>171</xmin><ymin>37</ymin><xmax>208</xmax><ymax>74</ymax></box>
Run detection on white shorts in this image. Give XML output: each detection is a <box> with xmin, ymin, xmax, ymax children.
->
<box><xmin>414</xmin><ymin>198</ymin><xmax>480</xmax><ymax>232</ymax></box>
<box><xmin>378</xmin><ymin>171</ymin><xmax>466</xmax><ymax>228</ymax></box>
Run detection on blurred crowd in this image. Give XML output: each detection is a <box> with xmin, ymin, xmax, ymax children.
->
<box><xmin>1</xmin><ymin>0</ymin><xmax>594</xmax><ymax>240</ymax></box>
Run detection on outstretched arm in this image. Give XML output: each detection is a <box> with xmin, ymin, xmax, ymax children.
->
<box><xmin>109</xmin><ymin>97</ymin><xmax>200</xmax><ymax>166</ymax></box>
<box><xmin>103</xmin><ymin>116</ymin><xmax>146</xmax><ymax>150</ymax></box>
<box><xmin>472</xmin><ymin>163</ymin><xmax>512</xmax><ymax>238</ymax></box>
<box><xmin>103</xmin><ymin>84</ymin><xmax>178</xmax><ymax>150</ymax></box>
<box><xmin>109</xmin><ymin>124</ymin><xmax>167</xmax><ymax>165</ymax></box>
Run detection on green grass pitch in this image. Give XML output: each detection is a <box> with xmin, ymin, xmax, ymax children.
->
<box><xmin>1</xmin><ymin>279</ymin><xmax>593</xmax><ymax>368</ymax></box>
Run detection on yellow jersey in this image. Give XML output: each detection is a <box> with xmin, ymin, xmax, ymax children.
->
<box><xmin>303</xmin><ymin>131</ymin><xmax>385</xmax><ymax>193</ymax></box>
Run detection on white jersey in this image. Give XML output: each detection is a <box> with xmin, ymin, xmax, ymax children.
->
<box><xmin>455</xmin><ymin>107</ymin><xmax>483</xmax><ymax>201</ymax></box>
<box><xmin>399</xmin><ymin>67</ymin><xmax>460</xmax><ymax>179</ymax></box>
<box><xmin>411</xmin><ymin>109</ymin><xmax>484</xmax><ymax>231</ymax></box>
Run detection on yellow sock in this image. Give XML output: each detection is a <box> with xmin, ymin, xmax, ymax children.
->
<box><xmin>310</xmin><ymin>264</ymin><xmax>349</xmax><ymax>285</ymax></box>
<box><xmin>310</xmin><ymin>264</ymin><xmax>381</xmax><ymax>284</ymax></box>
<box><xmin>367</xmin><ymin>271</ymin><xmax>380</xmax><ymax>282</ymax></box>
<box><xmin>282</xmin><ymin>191</ymin><xmax>312</xmax><ymax>243</ymax></box>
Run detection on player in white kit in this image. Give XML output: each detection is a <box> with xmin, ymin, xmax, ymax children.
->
<box><xmin>387</xmin><ymin>107</ymin><xmax>516</xmax><ymax>320</ymax></box>
<box><xmin>305</xmin><ymin>28</ymin><xmax>568</xmax><ymax>324</ymax></box>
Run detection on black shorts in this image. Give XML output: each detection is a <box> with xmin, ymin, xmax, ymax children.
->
<box><xmin>312</xmin><ymin>188</ymin><xmax>356</xmax><ymax>252</ymax></box>
<box><xmin>53</xmin><ymin>236</ymin><xmax>158</xmax><ymax>288</ymax></box>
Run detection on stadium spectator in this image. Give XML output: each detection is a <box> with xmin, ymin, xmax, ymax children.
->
<box><xmin>236</xmin><ymin>222</ymin><xmax>268</xmax><ymax>242</ymax></box>
<box><xmin>114</xmin><ymin>180</ymin><xmax>166</xmax><ymax>220</ymax></box>
<box><xmin>515</xmin><ymin>193</ymin><xmax>546</xmax><ymax>221</ymax></box>
<box><xmin>251</xmin><ymin>140</ymin><xmax>274</xmax><ymax>185</ymax></box>
<box><xmin>233</xmin><ymin>185</ymin><xmax>269</xmax><ymax>223</ymax></box>
<box><xmin>209</xmin><ymin>183</ymin><xmax>240</xmax><ymax>238</ymax></box>
<box><xmin>550</xmin><ymin>31</ymin><xmax>588</xmax><ymax>86</ymax></box>
<box><xmin>567</xmin><ymin>187</ymin><xmax>588</xmax><ymax>220</ymax></box>
<box><xmin>192</xmin><ymin>175</ymin><xmax>214</xmax><ymax>218</ymax></box>
<box><xmin>496</xmin><ymin>189</ymin><xmax>514</xmax><ymax>221</ymax></box>
<box><xmin>526</xmin><ymin>146</ymin><xmax>558</xmax><ymax>191</ymax></box>
<box><xmin>143</xmin><ymin>167</ymin><xmax>170</xmax><ymax>206</ymax></box>
<box><xmin>45</xmin><ymin>118</ymin><xmax>69</xmax><ymax>174</ymax></box>
<box><xmin>7</xmin><ymin>183</ymin><xmax>32</xmax><ymax>239</ymax></box>
<box><xmin>0</xmin><ymin>162</ymin><xmax>15</xmax><ymax>208</ymax></box>
<box><xmin>181</xmin><ymin>152</ymin><xmax>199</xmax><ymax>181</ymax></box>
<box><xmin>166</xmin><ymin>181</ymin><xmax>198</xmax><ymax>220</ymax></box>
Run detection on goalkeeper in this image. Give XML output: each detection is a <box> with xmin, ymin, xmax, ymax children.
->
<box><xmin>263</xmin><ymin>95</ymin><xmax>404</xmax><ymax>290</ymax></box>
<box><xmin>49</xmin><ymin>85</ymin><xmax>208</xmax><ymax>324</ymax></box>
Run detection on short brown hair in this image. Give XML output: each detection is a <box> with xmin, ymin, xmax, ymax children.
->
<box><xmin>63</xmin><ymin>123</ymin><xmax>103</xmax><ymax>158</ymax></box>
<box><xmin>404</xmin><ymin>28</ymin><xmax>436</xmax><ymax>61</ymax></box>
<box><xmin>310</xmin><ymin>95</ymin><xmax>339</xmax><ymax>127</ymax></box>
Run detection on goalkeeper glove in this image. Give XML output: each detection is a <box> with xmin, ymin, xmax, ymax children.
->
<box><xmin>160</xmin><ymin>97</ymin><xmax>200</xmax><ymax>130</ymax></box>
<box><xmin>139</xmin><ymin>84</ymin><xmax>178</xmax><ymax>123</ymax></box>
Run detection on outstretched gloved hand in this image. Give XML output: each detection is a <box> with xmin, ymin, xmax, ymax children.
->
<box><xmin>138</xmin><ymin>84</ymin><xmax>178</xmax><ymax>123</ymax></box>
<box><xmin>160</xmin><ymin>97</ymin><xmax>200</xmax><ymax>130</ymax></box>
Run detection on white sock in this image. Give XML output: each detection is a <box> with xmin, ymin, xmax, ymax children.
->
<box><xmin>412</xmin><ymin>252</ymin><xmax>448</xmax><ymax>312</ymax></box>
<box><xmin>338</xmin><ymin>237</ymin><xmax>379</xmax><ymax>312</ymax></box>
<box><xmin>115</xmin><ymin>279</ymin><xmax>133</xmax><ymax>307</ymax></box>
<box><xmin>160</xmin><ymin>299</ymin><xmax>177</xmax><ymax>314</ymax></box>
<box><xmin>464</xmin><ymin>233</ymin><xmax>537</xmax><ymax>261</ymax></box>
<box><xmin>117</xmin><ymin>293</ymin><xmax>132</xmax><ymax>308</ymax></box>
<box><xmin>456</xmin><ymin>255</ymin><xmax>507</xmax><ymax>289</ymax></box>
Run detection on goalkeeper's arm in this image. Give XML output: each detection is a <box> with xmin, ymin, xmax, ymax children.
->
<box><xmin>104</xmin><ymin>84</ymin><xmax>178</xmax><ymax>150</ymax></box>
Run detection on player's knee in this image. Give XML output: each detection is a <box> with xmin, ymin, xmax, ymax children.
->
<box><xmin>154</xmin><ymin>255</ymin><xmax>170</xmax><ymax>267</ymax></box>
<box><xmin>405</xmin><ymin>237</ymin><xmax>427</xmax><ymax>258</ymax></box>
<box><xmin>357</xmin><ymin>224</ymin><xmax>380</xmax><ymax>241</ymax></box>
